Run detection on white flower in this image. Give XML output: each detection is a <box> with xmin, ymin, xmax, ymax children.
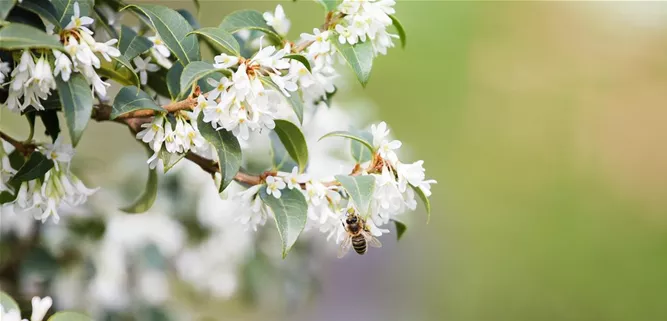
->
<box><xmin>163</xmin><ymin>121</ymin><xmax>182</xmax><ymax>154</ymax></box>
<box><xmin>30</xmin><ymin>296</ymin><xmax>52</xmax><ymax>321</ymax></box>
<box><xmin>395</xmin><ymin>160</ymin><xmax>426</xmax><ymax>192</ymax></box>
<box><xmin>133</xmin><ymin>56</ymin><xmax>159</xmax><ymax>85</ymax></box>
<box><xmin>136</xmin><ymin>114</ymin><xmax>166</xmax><ymax>150</ymax></box>
<box><xmin>30</xmin><ymin>55</ymin><xmax>57</xmax><ymax>95</ymax></box>
<box><xmin>335</xmin><ymin>24</ymin><xmax>358</xmax><ymax>45</ymax></box>
<box><xmin>224</xmin><ymin>104</ymin><xmax>254</xmax><ymax>140</ymax></box>
<box><xmin>300</xmin><ymin>28</ymin><xmax>331</xmax><ymax>54</ymax></box>
<box><xmin>373</xmin><ymin>167</ymin><xmax>403</xmax><ymax>218</ymax></box>
<box><xmin>263</xmin><ymin>4</ymin><xmax>291</xmax><ymax>36</ymax></box>
<box><xmin>43</xmin><ymin>135</ymin><xmax>74</xmax><ymax>170</ymax></box>
<box><xmin>149</xmin><ymin>35</ymin><xmax>171</xmax><ymax>57</ymax></box>
<box><xmin>213</xmin><ymin>53</ymin><xmax>240</xmax><ymax>69</ymax></box>
<box><xmin>305</xmin><ymin>180</ymin><xmax>328</xmax><ymax>206</ymax></box>
<box><xmin>0</xmin><ymin>306</ymin><xmax>22</xmax><ymax>321</ymax></box>
<box><xmin>282</xmin><ymin>166</ymin><xmax>308</xmax><ymax>190</ymax></box>
<box><xmin>377</xmin><ymin>139</ymin><xmax>401</xmax><ymax>164</ymax></box>
<box><xmin>53</xmin><ymin>50</ymin><xmax>72</xmax><ymax>81</ymax></box>
<box><xmin>206</xmin><ymin>76</ymin><xmax>232</xmax><ymax>100</ymax></box>
<box><xmin>0</xmin><ymin>58</ymin><xmax>10</xmax><ymax>83</ymax></box>
<box><xmin>265</xmin><ymin>176</ymin><xmax>286</xmax><ymax>198</ymax></box>
<box><xmin>370</xmin><ymin>121</ymin><xmax>390</xmax><ymax>148</ymax></box>
<box><xmin>94</xmin><ymin>39</ymin><xmax>121</xmax><ymax>62</ymax></box>
<box><xmin>64</xmin><ymin>2</ymin><xmax>94</xmax><ymax>33</ymax></box>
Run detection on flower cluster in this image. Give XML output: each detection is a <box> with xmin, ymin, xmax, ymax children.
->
<box><xmin>135</xmin><ymin>112</ymin><xmax>209</xmax><ymax>169</ymax></box>
<box><xmin>1</xmin><ymin>137</ymin><xmax>98</xmax><ymax>224</ymax></box>
<box><xmin>336</xmin><ymin>0</ymin><xmax>398</xmax><ymax>55</ymax></box>
<box><xmin>199</xmin><ymin>43</ymin><xmax>297</xmax><ymax>140</ymax></box>
<box><xmin>0</xmin><ymin>296</ymin><xmax>53</xmax><ymax>321</ymax></box>
<box><xmin>3</xmin><ymin>2</ymin><xmax>121</xmax><ymax>113</ymax></box>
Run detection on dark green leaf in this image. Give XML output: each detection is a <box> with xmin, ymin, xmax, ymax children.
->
<box><xmin>389</xmin><ymin>14</ymin><xmax>406</xmax><ymax>49</ymax></box>
<box><xmin>259</xmin><ymin>77</ymin><xmax>304</xmax><ymax>124</ymax></box>
<box><xmin>48</xmin><ymin>312</ymin><xmax>94</xmax><ymax>321</ymax></box>
<box><xmin>219</xmin><ymin>9</ymin><xmax>281</xmax><ymax>43</ymax></box>
<box><xmin>270</xmin><ymin>131</ymin><xmax>298</xmax><ymax>172</ymax></box>
<box><xmin>52</xmin><ymin>0</ymin><xmax>94</xmax><ymax>28</ymax></box>
<box><xmin>119</xmin><ymin>25</ymin><xmax>152</xmax><ymax>61</ymax></box>
<box><xmin>97</xmin><ymin>59</ymin><xmax>135</xmax><ymax>86</ymax></box>
<box><xmin>10</xmin><ymin>152</ymin><xmax>53</xmax><ymax>183</ymax></box>
<box><xmin>0</xmin><ymin>191</ymin><xmax>17</xmax><ymax>204</ymax></box>
<box><xmin>111</xmin><ymin>86</ymin><xmax>165</xmax><ymax>119</ymax></box>
<box><xmin>350</xmin><ymin>130</ymin><xmax>373</xmax><ymax>163</ymax></box>
<box><xmin>0</xmin><ymin>0</ymin><xmax>17</xmax><ymax>20</ymax></box>
<box><xmin>166</xmin><ymin>62</ymin><xmax>184</xmax><ymax>100</ymax></box>
<box><xmin>317</xmin><ymin>0</ymin><xmax>339</xmax><ymax>12</ymax></box>
<box><xmin>56</xmin><ymin>73</ymin><xmax>92</xmax><ymax>146</ymax></box>
<box><xmin>18</xmin><ymin>0</ymin><xmax>60</xmax><ymax>29</ymax></box>
<box><xmin>125</xmin><ymin>4</ymin><xmax>201</xmax><ymax>65</ymax></box>
<box><xmin>411</xmin><ymin>184</ymin><xmax>431</xmax><ymax>223</ymax></box>
<box><xmin>392</xmin><ymin>219</ymin><xmax>407</xmax><ymax>241</ymax></box>
<box><xmin>319</xmin><ymin>130</ymin><xmax>374</xmax><ymax>155</ymax></box>
<box><xmin>39</xmin><ymin>110</ymin><xmax>61</xmax><ymax>142</ymax></box>
<box><xmin>4</xmin><ymin>6</ymin><xmax>45</xmax><ymax>30</ymax></box>
<box><xmin>121</xmin><ymin>166</ymin><xmax>158</xmax><ymax>213</ymax></box>
<box><xmin>273</xmin><ymin>120</ymin><xmax>308</xmax><ymax>173</ymax></box>
<box><xmin>0</xmin><ymin>23</ymin><xmax>64</xmax><ymax>50</ymax></box>
<box><xmin>8</xmin><ymin>149</ymin><xmax>24</xmax><ymax>170</ymax></box>
<box><xmin>284</xmin><ymin>54</ymin><xmax>311</xmax><ymax>72</ymax></box>
<box><xmin>189</xmin><ymin>27</ymin><xmax>240</xmax><ymax>56</ymax></box>
<box><xmin>158</xmin><ymin>149</ymin><xmax>185</xmax><ymax>174</ymax></box>
<box><xmin>335</xmin><ymin>175</ymin><xmax>375</xmax><ymax>218</ymax></box>
<box><xmin>332</xmin><ymin>37</ymin><xmax>374</xmax><ymax>87</ymax></box>
<box><xmin>177</xmin><ymin>8</ymin><xmax>200</xmax><ymax>29</ymax></box>
<box><xmin>197</xmin><ymin>114</ymin><xmax>242</xmax><ymax>192</ymax></box>
<box><xmin>180</xmin><ymin>61</ymin><xmax>228</xmax><ymax>95</ymax></box>
<box><xmin>26</xmin><ymin>112</ymin><xmax>36</xmax><ymax>139</ymax></box>
<box><xmin>0</xmin><ymin>291</ymin><xmax>20</xmax><ymax>311</ymax></box>
<box><xmin>259</xmin><ymin>186</ymin><xmax>308</xmax><ymax>258</ymax></box>
<box><xmin>145</xmin><ymin>67</ymin><xmax>171</xmax><ymax>99</ymax></box>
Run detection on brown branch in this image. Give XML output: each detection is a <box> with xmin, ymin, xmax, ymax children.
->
<box><xmin>93</xmin><ymin>88</ymin><xmax>200</xmax><ymax>122</ymax></box>
<box><xmin>0</xmin><ymin>130</ymin><xmax>37</xmax><ymax>156</ymax></box>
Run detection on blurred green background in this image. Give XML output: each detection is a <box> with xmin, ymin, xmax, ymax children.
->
<box><xmin>5</xmin><ymin>1</ymin><xmax>667</xmax><ymax>320</ymax></box>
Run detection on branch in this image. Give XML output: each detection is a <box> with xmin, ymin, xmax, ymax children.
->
<box><xmin>0</xmin><ymin>130</ymin><xmax>37</xmax><ymax>155</ymax></box>
<box><xmin>92</xmin><ymin>88</ymin><xmax>200</xmax><ymax>122</ymax></box>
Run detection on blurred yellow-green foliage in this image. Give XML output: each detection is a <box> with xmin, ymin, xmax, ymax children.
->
<box><xmin>4</xmin><ymin>1</ymin><xmax>667</xmax><ymax>320</ymax></box>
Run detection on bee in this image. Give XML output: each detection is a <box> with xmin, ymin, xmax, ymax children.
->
<box><xmin>338</xmin><ymin>208</ymin><xmax>382</xmax><ymax>258</ymax></box>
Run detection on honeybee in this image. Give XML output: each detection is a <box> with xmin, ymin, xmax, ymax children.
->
<box><xmin>338</xmin><ymin>208</ymin><xmax>382</xmax><ymax>258</ymax></box>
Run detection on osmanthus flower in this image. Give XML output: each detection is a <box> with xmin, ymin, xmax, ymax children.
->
<box><xmin>300</xmin><ymin>28</ymin><xmax>332</xmax><ymax>55</ymax></box>
<box><xmin>212</xmin><ymin>53</ymin><xmax>239</xmax><ymax>69</ymax></box>
<box><xmin>333</xmin><ymin>0</ymin><xmax>398</xmax><ymax>56</ymax></box>
<box><xmin>0</xmin><ymin>58</ymin><xmax>10</xmax><ymax>83</ymax></box>
<box><xmin>43</xmin><ymin>136</ymin><xmax>74</xmax><ymax>171</ymax></box>
<box><xmin>0</xmin><ymin>306</ymin><xmax>22</xmax><ymax>321</ymax></box>
<box><xmin>233</xmin><ymin>184</ymin><xmax>270</xmax><ymax>231</ymax></box>
<box><xmin>282</xmin><ymin>166</ymin><xmax>309</xmax><ymax>190</ymax></box>
<box><xmin>371</xmin><ymin>121</ymin><xmax>401</xmax><ymax>164</ymax></box>
<box><xmin>29</xmin><ymin>296</ymin><xmax>53</xmax><ymax>321</ymax></box>
<box><xmin>265</xmin><ymin>176</ymin><xmax>286</xmax><ymax>198</ymax></box>
<box><xmin>64</xmin><ymin>2</ymin><xmax>94</xmax><ymax>33</ymax></box>
<box><xmin>133</xmin><ymin>56</ymin><xmax>159</xmax><ymax>85</ymax></box>
<box><xmin>263</xmin><ymin>4</ymin><xmax>291</xmax><ymax>37</ymax></box>
<box><xmin>53</xmin><ymin>50</ymin><xmax>72</xmax><ymax>81</ymax></box>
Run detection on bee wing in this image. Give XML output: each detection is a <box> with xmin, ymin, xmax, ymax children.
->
<box><xmin>338</xmin><ymin>236</ymin><xmax>352</xmax><ymax>258</ymax></box>
<box><xmin>362</xmin><ymin>230</ymin><xmax>382</xmax><ymax>248</ymax></box>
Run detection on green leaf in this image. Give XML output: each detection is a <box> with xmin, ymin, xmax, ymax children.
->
<box><xmin>319</xmin><ymin>130</ymin><xmax>374</xmax><ymax>155</ymax></box>
<box><xmin>410</xmin><ymin>184</ymin><xmax>431</xmax><ymax>223</ymax></box>
<box><xmin>335</xmin><ymin>175</ymin><xmax>376</xmax><ymax>218</ymax></box>
<box><xmin>145</xmin><ymin>67</ymin><xmax>171</xmax><ymax>99</ymax></box>
<box><xmin>270</xmin><ymin>131</ymin><xmax>297</xmax><ymax>172</ymax></box>
<box><xmin>119</xmin><ymin>25</ymin><xmax>153</xmax><ymax>61</ymax></box>
<box><xmin>0</xmin><ymin>191</ymin><xmax>17</xmax><ymax>204</ymax></box>
<box><xmin>273</xmin><ymin>120</ymin><xmax>308</xmax><ymax>173</ymax></box>
<box><xmin>219</xmin><ymin>9</ymin><xmax>281</xmax><ymax>43</ymax></box>
<box><xmin>350</xmin><ymin>130</ymin><xmax>373</xmax><ymax>163</ymax></box>
<box><xmin>180</xmin><ymin>61</ymin><xmax>228</xmax><ymax>95</ymax></box>
<box><xmin>259</xmin><ymin>77</ymin><xmax>304</xmax><ymax>124</ymax></box>
<box><xmin>177</xmin><ymin>8</ymin><xmax>200</xmax><ymax>29</ymax></box>
<box><xmin>196</xmin><ymin>114</ymin><xmax>242</xmax><ymax>192</ymax></box>
<box><xmin>8</xmin><ymin>149</ymin><xmax>25</xmax><ymax>170</ymax></box>
<box><xmin>47</xmin><ymin>312</ymin><xmax>94</xmax><ymax>321</ymax></box>
<box><xmin>121</xmin><ymin>166</ymin><xmax>158</xmax><ymax>213</ymax></box>
<box><xmin>10</xmin><ymin>152</ymin><xmax>53</xmax><ymax>183</ymax></box>
<box><xmin>112</xmin><ymin>54</ymin><xmax>140</xmax><ymax>87</ymax></box>
<box><xmin>317</xmin><ymin>0</ymin><xmax>339</xmax><ymax>12</ymax></box>
<box><xmin>392</xmin><ymin>219</ymin><xmax>407</xmax><ymax>241</ymax></box>
<box><xmin>52</xmin><ymin>0</ymin><xmax>93</xmax><ymax>28</ymax></box>
<box><xmin>125</xmin><ymin>4</ymin><xmax>201</xmax><ymax>66</ymax></box>
<box><xmin>0</xmin><ymin>291</ymin><xmax>20</xmax><ymax>312</ymax></box>
<box><xmin>111</xmin><ymin>86</ymin><xmax>165</xmax><ymax>119</ymax></box>
<box><xmin>39</xmin><ymin>110</ymin><xmax>61</xmax><ymax>142</ymax></box>
<box><xmin>389</xmin><ymin>14</ymin><xmax>406</xmax><ymax>49</ymax></box>
<box><xmin>0</xmin><ymin>0</ymin><xmax>17</xmax><ymax>21</ymax></box>
<box><xmin>26</xmin><ymin>112</ymin><xmax>36</xmax><ymax>140</ymax></box>
<box><xmin>284</xmin><ymin>54</ymin><xmax>311</xmax><ymax>72</ymax></box>
<box><xmin>188</xmin><ymin>27</ymin><xmax>240</xmax><ymax>56</ymax></box>
<box><xmin>56</xmin><ymin>73</ymin><xmax>92</xmax><ymax>147</ymax></box>
<box><xmin>97</xmin><ymin>59</ymin><xmax>135</xmax><ymax>86</ymax></box>
<box><xmin>0</xmin><ymin>23</ymin><xmax>64</xmax><ymax>50</ymax></box>
<box><xmin>166</xmin><ymin>63</ymin><xmax>184</xmax><ymax>100</ymax></box>
<box><xmin>332</xmin><ymin>38</ymin><xmax>374</xmax><ymax>87</ymax></box>
<box><xmin>158</xmin><ymin>149</ymin><xmax>185</xmax><ymax>173</ymax></box>
<box><xmin>18</xmin><ymin>0</ymin><xmax>61</xmax><ymax>29</ymax></box>
<box><xmin>259</xmin><ymin>186</ymin><xmax>308</xmax><ymax>258</ymax></box>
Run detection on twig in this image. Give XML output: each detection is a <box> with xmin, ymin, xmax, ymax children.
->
<box><xmin>92</xmin><ymin>88</ymin><xmax>200</xmax><ymax>121</ymax></box>
<box><xmin>0</xmin><ymin>130</ymin><xmax>37</xmax><ymax>156</ymax></box>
